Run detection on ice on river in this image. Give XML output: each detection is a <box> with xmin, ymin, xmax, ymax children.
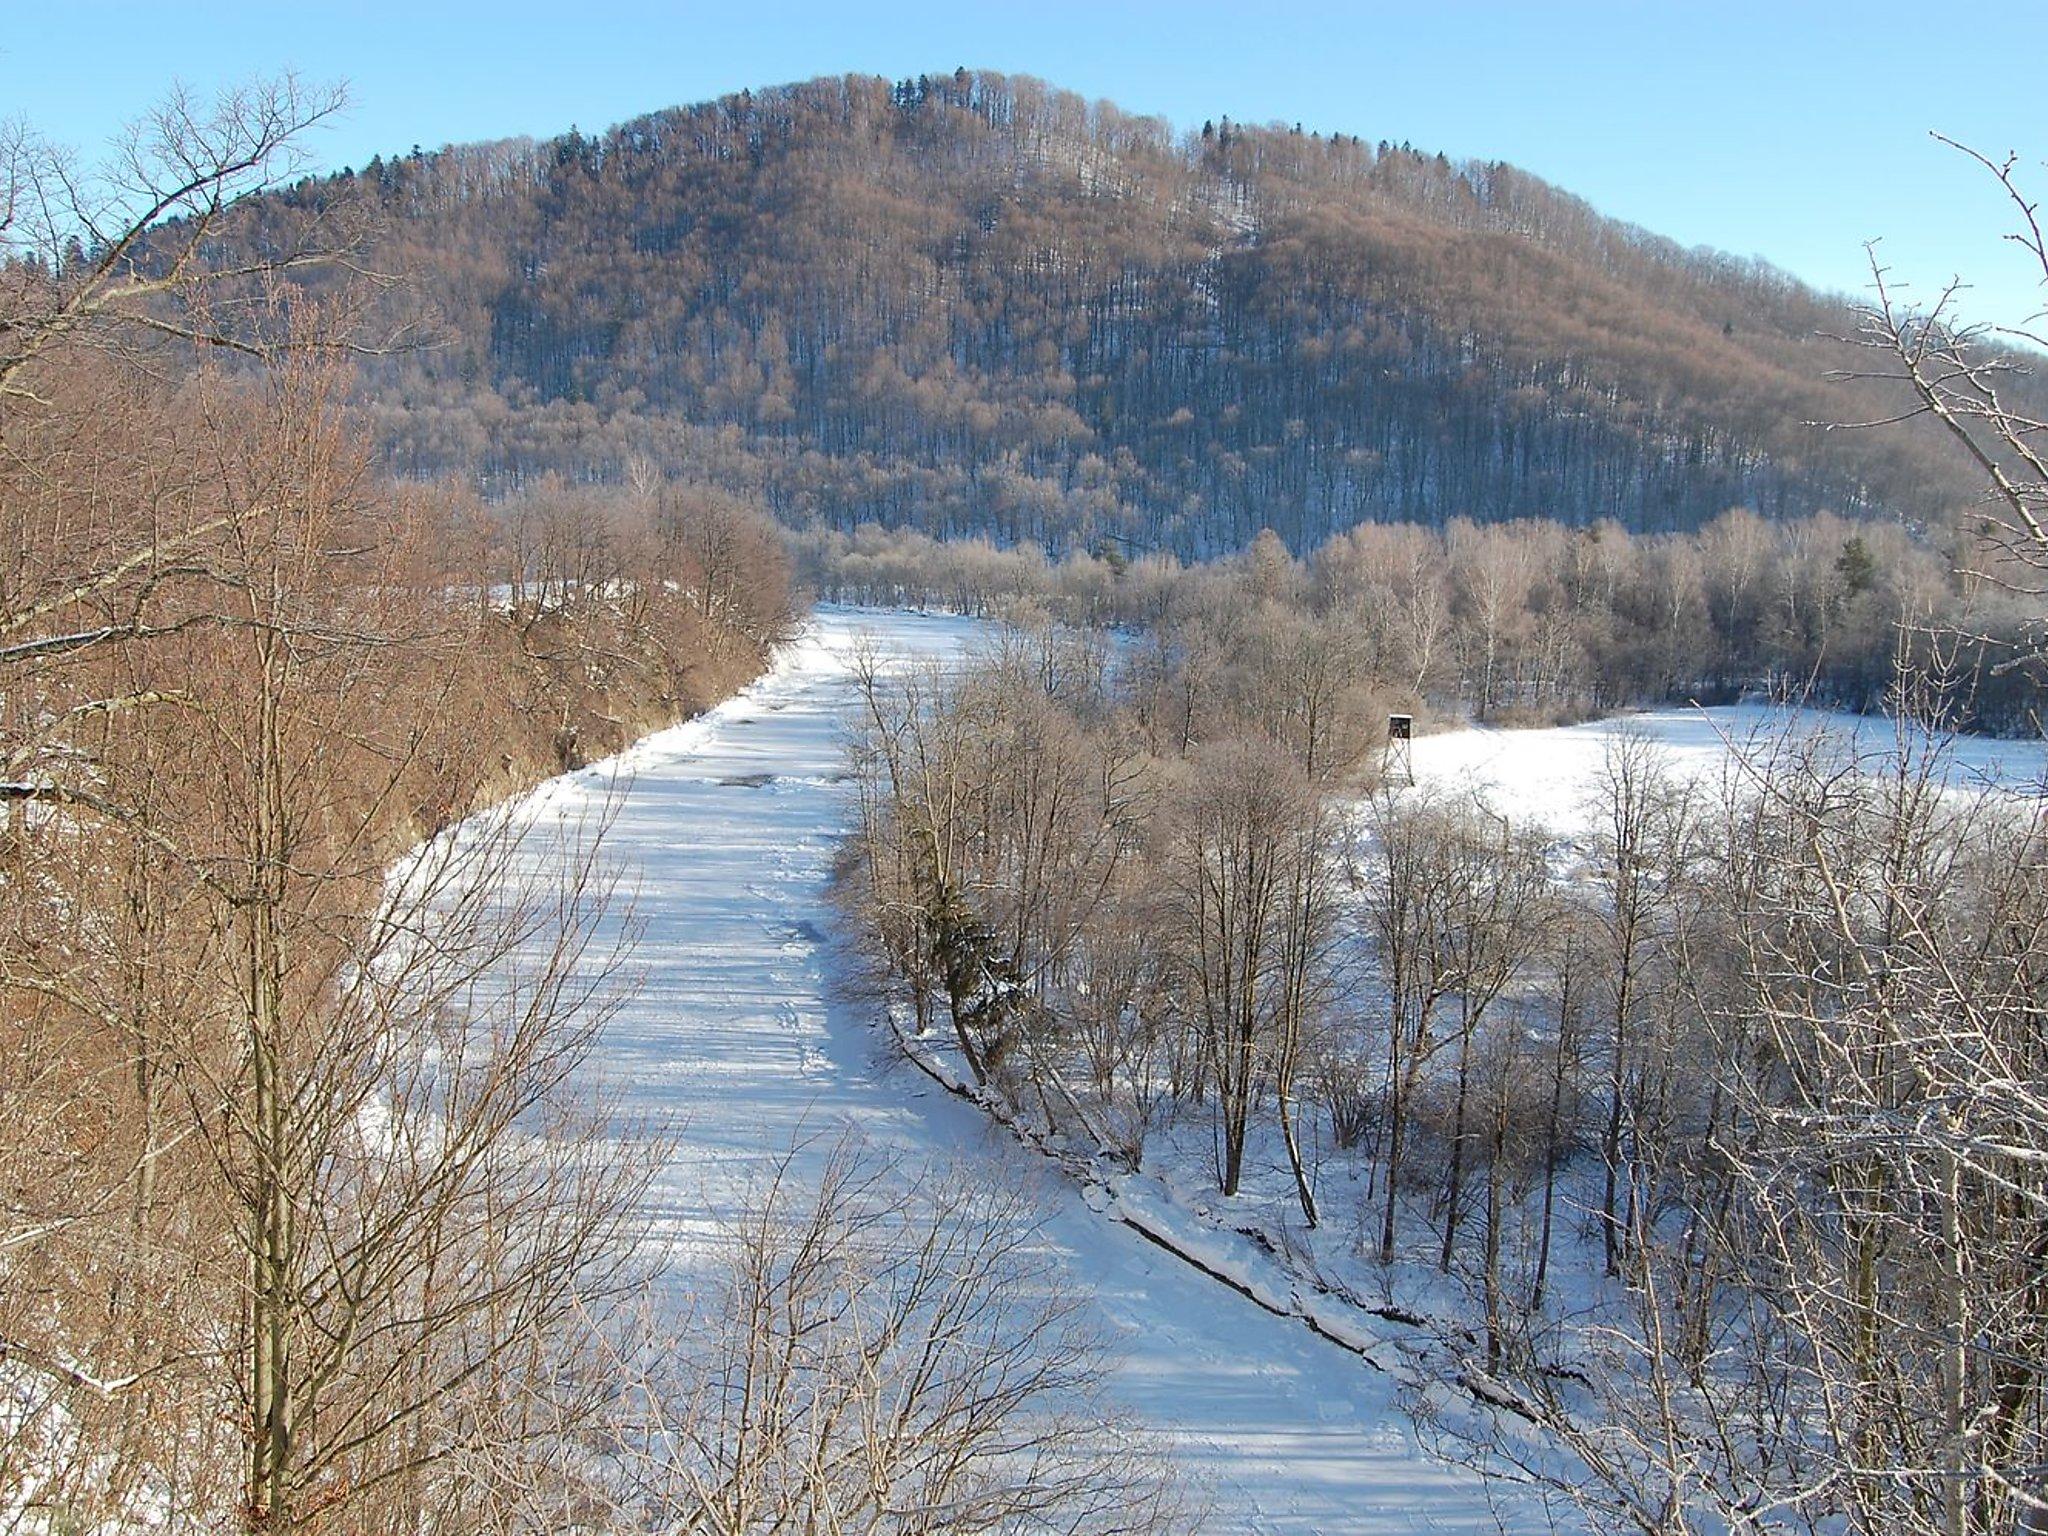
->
<box><xmin>501</xmin><ymin>605</ymin><xmax>1565</xmax><ymax>1535</ymax></box>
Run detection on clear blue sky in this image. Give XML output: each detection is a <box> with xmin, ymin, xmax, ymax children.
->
<box><xmin>5</xmin><ymin>0</ymin><xmax>2044</xmax><ymax>331</ymax></box>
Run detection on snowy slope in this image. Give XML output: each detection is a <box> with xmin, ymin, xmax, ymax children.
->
<box><xmin>506</xmin><ymin>606</ymin><xmax>1566</xmax><ymax>1535</ymax></box>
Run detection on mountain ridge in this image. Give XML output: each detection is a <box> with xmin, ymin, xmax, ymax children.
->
<box><xmin>253</xmin><ymin>68</ymin><xmax>1993</xmax><ymax>553</ymax></box>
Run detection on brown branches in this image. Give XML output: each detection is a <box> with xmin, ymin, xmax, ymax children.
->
<box><xmin>607</xmin><ymin>1132</ymin><xmax>1188</xmax><ymax>1534</ymax></box>
<box><xmin>1828</xmin><ymin>143</ymin><xmax>2048</xmax><ymax>599</ymax></box>
<box><xmin>1</xmin><ymin>76</ymin><xmax>380</xmax><ymax>401</ymax></box>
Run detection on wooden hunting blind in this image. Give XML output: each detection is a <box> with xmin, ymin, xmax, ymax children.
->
<box><xmin>1384</xmin><ymin>713</ymin><xmax>1414</xmax><ymax>786</ymax></box>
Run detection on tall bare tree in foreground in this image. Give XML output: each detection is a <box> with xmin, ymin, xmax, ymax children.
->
<box><xmin>2</xmin><ymin>82</ymin><xmax>698</xmax><ymax>1534</ymax></box>
<box><xmin>0</xmin><ymin>73</ymin><xmax>372</xmax><ymax>403</ymax></box>
<box><xmin>2</xmin><ymin>323</ymin><xmax>660</xmax><ymax>1530</ymax></box>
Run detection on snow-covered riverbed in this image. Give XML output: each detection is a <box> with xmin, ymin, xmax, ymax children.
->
<box><xmin>506</xmin><ymin>606</ymin><xmax>1560</xmax><ymax>1535</ymax></box>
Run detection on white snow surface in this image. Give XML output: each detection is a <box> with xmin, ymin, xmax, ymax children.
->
<box><xmin>1410</xmin><ymin>701</ymin><xmax>2048</xmax><ymax>838</ymax></box>
<box><xmin>503</xmin><ymin>606</ymin><xmax>1558</xmax><ymax>1536</ymax></box>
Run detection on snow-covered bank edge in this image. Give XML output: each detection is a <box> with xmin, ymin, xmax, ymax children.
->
<box><xmin>855</xmin><ymin>949</ymin><xmax>1542</xmax><ymax>1426</ymax></box>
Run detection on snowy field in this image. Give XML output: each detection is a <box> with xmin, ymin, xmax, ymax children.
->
<box><xmin>503</xmin><ymin>606</ymin><xmax>1570</xmax><ymax>1535</ymax></box>
<box><xmin>1410</xmin><ymin>701</ymin><xmax>2048</xmax><ymax>838</ymax></box>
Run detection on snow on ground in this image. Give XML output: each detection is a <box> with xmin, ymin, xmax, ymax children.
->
<box><xmin>1410</xmin><ymin>701</ymin><xmax>2048</xmax><ymax>838</ymax></box>
<box><xmin>501</xmin><ymin>621</ymin><xmax>2044</xmax><ymax>1532</ymax></box>
<box><xmin>505</xmin><ymin>605</ymin><xmax>1565</xmax><ymax>1536</ymax></box>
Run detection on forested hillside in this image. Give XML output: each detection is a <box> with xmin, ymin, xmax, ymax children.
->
<box><xmin>253</xmin><ymin>69</ymin><xmax>1995</xmax><ymax>553</ymax></box>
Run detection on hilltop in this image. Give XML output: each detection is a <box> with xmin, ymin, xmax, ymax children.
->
<box><xmin>257</xmin><ymin>68</ymin><xmax>1988</xmax><ymax>552</ymax></box>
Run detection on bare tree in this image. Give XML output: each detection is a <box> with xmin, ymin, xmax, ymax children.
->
<box><xmin>1359</xmin><ymin>787</ymin><xmax>1471</xmax><ymax>1264</ymax></box>
<box><xmin>1704</xmin><ymin>726</ymin><xmax>2048</xmax><ymax>1536</ymax></box>
<box><xmin>1586</xmin><ymin>729</ymin><xmax>1701</xmax><ymax>1276</ymax></box>
<box><xmin>1431</xmin><ymin>806</ymin><xmax>1551</xmax><ymax>1277</ymax></box>
<box><xmin>607</xmin><ymin>1134</ymin><xmax>1189</xmax><ymax>1534</ymax></box>
<box><xmin>1163</xmin><ymin>737</ymin><xmax>1336</xmax><ymax>1212</ymax></box>
<box><xmin>1</xmin><ymin>75</ymin><xmax>372</xmax><ymax>403</ymax></box>
<box><xmin>0</xmin><ymin>329</ymin><xmax>660</xmax><ymax>1533</ymax></box>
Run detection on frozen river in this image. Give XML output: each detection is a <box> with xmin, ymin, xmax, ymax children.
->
<box><xmin>504</xmin><ymin>605</ymin><xmax>1563</xmax><ymax>1534</ymax></box>
<box><xmin>500</xmin><ymin>604</ymin><xmax>2048</xmax><ymax>1531</ymax></box>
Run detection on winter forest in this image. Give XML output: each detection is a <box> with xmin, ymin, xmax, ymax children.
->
<box><xmin>4</xmin><ymin>44</ymin><xmax>2048</xmax><ymax>1536</ymax></box>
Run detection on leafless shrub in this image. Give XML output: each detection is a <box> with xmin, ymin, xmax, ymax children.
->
<box><xmin>604</xmin><ymin>1133</ymin><xmax>1192</xmax><ymax>1534</ymax></box>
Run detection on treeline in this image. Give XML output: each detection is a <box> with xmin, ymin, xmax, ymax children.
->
<box><xmin>236</xmin><ymin>69</ymin><xmax>2005</xmax><ymax>552</ymax></box>
<box><xmin>840</xmin><ymin>599</ymin><xmax>2048</xmax><ymax>1532</ymax></box>
<box><xmin>799</xmin><ymin>508</ymin><xmax>2045</xmax><ymax>734</ymax></box>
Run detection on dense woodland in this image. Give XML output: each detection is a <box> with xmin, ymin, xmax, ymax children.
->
<box><xmin>237</xmin><ymin>70</ymin><xmax>2024</xmax><ymax>553</ymax></box>
<box><xmin>0</xmin><ymin>334</ymin><xmax>805</xmax><ymax>1529</ymax></box>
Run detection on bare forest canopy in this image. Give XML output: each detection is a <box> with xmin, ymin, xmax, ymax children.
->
<box><xmin>798</xmin><ymin>509</ymin><xmax>2048</xmax><ymax>736</ymax></box>
<box><xmin>229</xmin><ymin>68</ymin><xmax>2030</xmax><ymax>554</ymax></box>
